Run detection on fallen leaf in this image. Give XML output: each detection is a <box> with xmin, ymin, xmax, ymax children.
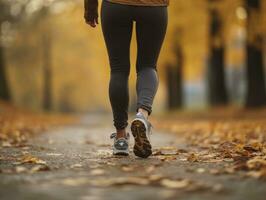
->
<box><xmin>247</xmin><ymin>169</ymin><xmax>266</xmax><ymax>179</ymax></box>
<box><xmin>177</xmin><ymin>149</ymin><xmax>189</xmax><ymax>153</ymax></box>
<box><xmin>196</xmin><ymin>168</ymin><xmax>206</xmax><ymax>174</ymax></box>
<box><xmin>157</xmin><ymin>155</ymin><xmax>177</xmax><ymax>161</ymax></box>
<box><xmin>90</xmin><ymin>169</ymin><xmax>105</xmax><ymax>176</ymax></box>
<box><xmin>15</xmin><ymin>166</ymin><xmax>27</xmax><ymax>173</ymax></box>
<box><xmin>160</xmin><ymin>179</ymin><xmax>190</xmax><ymax>189</ymax></box>
<box><xmin>209</xmin><ymin>169</ymin><xmax>221</xmax><ymax>175</ymax></box>
<box><xmin>114</xmin><ymin>177</ymin><xmax>150</xmax><ymax>186</ymax></box>
<box><xmin>62</xmin><ymin>178</ymin><xmax>88</xmax><ymax>186</ymax></box>
<box><xmin>30</xmin><ymin>165</ymin><xmax>50</xmax><ymax>173</ymax></box>
<box><xmin>48</xmin><ymin>139</ymin><xmax>54</xmax><ymax>144</ymax></box>
<box><xmin>153</xmin><ymin>146</ymin><xmax>181</xmax><ymax>156</ymax></box>
<box><xmin>70</xmin><ymin>164</ymin><xmax>83</xmax><ymax>169</ymax></box>
<box><xmin>244</xmin><ymin>142</ymin><xmax>262</xmax><ymax>152</ymax></box>
<box><xmin>84</xmin><ymin>140</ymin><xmax>94</xmax><ymax>145</ymax></box>
<box><xmin>20</xmin><ymin>155</ymin><xmax>46</xmax><ymax>165</ymax></box>
<box><xmin>88</xmin><ymin>177</ymin><xmax>150</xmax><ymax>187</ymax></box>
<box><xmin>247</xmin><ymin>157</ymin><xmax>266</xmax><ymax>170</ymax></box>
<box><xmin>187</xmin><ymin>153</ymin><xmax>199</xmax><ymax>162</ymax></box>
<box><xmin>148</xmin><ymin>174</ymin><xmax>164</xmax><ymax>182</ymax></box>
<box><xmin>145</xmin><ymin>166</ymin><xmax>156</xmax><ymax>173</ymax></box>
<box><xmin>212</xmin><ymin>184</ymin><xmax>224</xmax><ymax>192</ymax></box>
<box><xmin>46</xmin><ymin>153</ymin><xmax>62</xmax><ymax>156</ymax></box>
<box><xmin>121</xmin><ymin>166</ymin><xmax>134</xmax><ymax>172</ymax></box>
<box><xmin>1</xmin><ymin>141</ymin><xmax>12</xmax><ymax>147</ymax></box>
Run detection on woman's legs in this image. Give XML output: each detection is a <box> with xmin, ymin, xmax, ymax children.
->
<box><xmin>101</xmin><ymin>0</ymin><xmax>168</xmax><ymax>136</ymax></box>
<box><xmin>101</xmin><ymin>0</ymin><xmax>133</xmax><ymax>135</ymax></box>
<box><xmin>130</xmin><ymin>7</ymin><xmax>168</xmax><ymax>158</ymax></box>
<box><xmin>134</xmin><ymin>6</ymin><xmax>168</xmax><ymax>116</ymax></box>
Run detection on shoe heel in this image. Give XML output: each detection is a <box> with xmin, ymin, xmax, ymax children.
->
<box><xmin>131</xmin><ymin>120</ymin><xmax>152</xmax><ymax>158</ymax></box>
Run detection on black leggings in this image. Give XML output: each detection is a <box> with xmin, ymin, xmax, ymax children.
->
<box><xmin>100</xmin><ymin>0</ymin><xmax>168</xmax><ymax>130</ymax></box>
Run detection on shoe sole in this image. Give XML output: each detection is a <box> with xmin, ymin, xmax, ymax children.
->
<box><xmin>113</xmin><ymin>148</ymin><xmax>129</xmax><ymax>156</ymax></box>
<box><xmin>131</xmin><ymin>119</ymin><xmax>152</xmax><ymax>158</ymax></box>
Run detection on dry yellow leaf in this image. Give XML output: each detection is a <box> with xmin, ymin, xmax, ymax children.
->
<box><xmin>160</xmin><ymin>179</ymin><xmax>190</xmax><ymax>189</ymax></box>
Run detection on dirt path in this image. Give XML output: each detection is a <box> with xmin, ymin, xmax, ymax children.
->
<box><xmin>0</xmin><ymin>114</ymin><xmax>265</xmax><ymax>200</ymax></box>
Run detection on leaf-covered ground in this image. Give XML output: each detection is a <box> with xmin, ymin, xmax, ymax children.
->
<box><xmin>152</xmin><ymin>108</ymin><xmax>266</xmax><ymax>180</ymax></box>
<box><xmin>0</xmin><ymin>100</ymin><xmax>76</xmax><ymax>147</ymax></box>
<box><xmin>0</xmin><ymin>105</ymin><xmax>266</xmax><ymax>200</ymax></box>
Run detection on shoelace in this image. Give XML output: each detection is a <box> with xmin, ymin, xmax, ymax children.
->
<box><xmin>110</xmin><ymin>132</ymin><xmax>116</xmax><ymax>139</ymax></box>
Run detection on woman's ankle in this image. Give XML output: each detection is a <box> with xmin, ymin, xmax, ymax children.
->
<box><xmin>116</xmin><ymin>129</ymin><xmax>127</xmax><ymax>139</ymax></box>
<box><xmin>138</xmin><ymin>108</ymin><xmax>149</xmax><ymax>119</ymax></box>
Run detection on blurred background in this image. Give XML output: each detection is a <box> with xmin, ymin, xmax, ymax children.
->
<box><xmin>0</xmin><ymin>0</ymin><xmax>266</xmax><ymax>115</ymax></box>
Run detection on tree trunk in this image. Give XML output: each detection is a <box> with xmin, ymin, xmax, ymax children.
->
<box><xmin>0</xmin><ymin>40</ymin><xmax>10</xmax><ymax>101</ymax></box>
<box><xmin>174</xmin><ymin>43</ymin><xmax>183</xmax><ymax>108</ymax></box>
<box><xmin>166</xmin><ymin>63</ymin><xmax>183</xmax><ymax>109</ymax></box>
<box><xmin>42</xmin><ymin>33</ymin><xmax>53</xmax><ymax>110</ymax></box>
<box><xmin>245</xmin><ymin>0</ymin><xmax>266</xmax><ymax>107</ymax></box>
<box><xmin>166</xmin><ymin>64</ymin><xmax>177</xmax><ymax>109</ymax></box>
<box><xmin>207</xmin><ymin>9</ymin><xmax>228</xmax><ymax>106</ymax></box>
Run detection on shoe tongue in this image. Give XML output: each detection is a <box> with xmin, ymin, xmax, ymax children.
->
<box><xmin>137</xmin><ymin>112</ymin><xmax>147</xmax><ymax>119</ymax></box>
<box><xmin>136</xmin><ymin>112</ymin><xmax>142</xmax><ymax>116</ymax></box>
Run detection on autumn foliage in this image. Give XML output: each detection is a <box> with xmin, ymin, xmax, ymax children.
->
<box><xmin>0</xmin><ymin>100</ymin><xmax>76</xmax><ymax>147</ymax></box>
<box><xmin>153</xmin><ymin>109</ymin><xmax>266</xmax><ymax>179</ymax></box>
